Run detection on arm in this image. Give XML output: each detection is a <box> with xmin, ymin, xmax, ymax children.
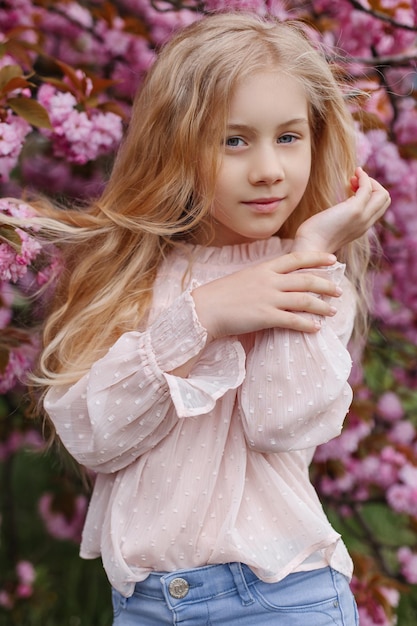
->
<box><xmin>239</xmin><ymin>264</ymin><xmax>356</xmax><ymax>452</ymax></box>
<box><xmin>191</xmin><ymin>250</ymin><xmax>343</xmax><ymax>341</ymax></box>
<box><xmin>190</xmin><ymin>170</ymin><xmax>389</xmax><ymax>345</ymax></box>
<box><xmin>237</xmin><ymin>171</ymin><xmax>388</xmax><ymax>451</ymax></box>
<box><xmin>44</xmin><ymin>289</ymin><xmax>245</xmax><ymax>474</ymax></box>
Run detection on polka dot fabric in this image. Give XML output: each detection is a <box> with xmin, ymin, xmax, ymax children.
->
<box><xmin>44</xmin><ymin>237</ymin><xmax>355</xmax><ymax>597</ymax></box>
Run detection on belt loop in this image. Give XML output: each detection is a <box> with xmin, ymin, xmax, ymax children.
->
<box><xmin>228</xmin><ymin>563</ymin><xmax>255</xmax><ymax>606</ymax></box>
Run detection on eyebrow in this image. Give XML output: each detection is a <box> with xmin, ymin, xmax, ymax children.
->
<box><xmin>226</xmin><ymin>118</ymin><xmax>309</xmax><ymax>132</ymax></box>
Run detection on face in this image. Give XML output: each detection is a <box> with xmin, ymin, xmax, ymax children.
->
<box><xmin>206</xmin><ymin>71</ymin><xmax>312</xmax><ymax>246</ymax></box>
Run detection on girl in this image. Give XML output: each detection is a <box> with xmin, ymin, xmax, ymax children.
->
<box><xmin>15</xmin><ymin>11</ymin><xmax>390</xmax><ymax>626</ymax></box>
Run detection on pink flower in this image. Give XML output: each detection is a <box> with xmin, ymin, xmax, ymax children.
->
<box><xmin>20</xmin><ymin>153</ymin><xmax>106</xmax><ymax>198</ymax></box>
<box><xmin>386</xmin><ymin>483</ymin><xmax>417</xmax><ymax>516</ymax></box>
<box><xmin>395</xmin><ymin>99</ymin><xmax>417</xmax><ymax>145</ymax></box>
<box><xmin>38</xmin><ymin>83</ymin><xmax>123</xmax><ymax>163</ymax></box>
<box><xmin>314</xmin><ymin>418</ymin><xmax>372</xmax><ymax>462</ymax></box>
<box><xmin>204</xmin><ymin>0</ymin><xmax>267</xmax><ymax>12</ymax></box>
<box><xmin>357</xmin><ymin>604</ymin><xmax>394</xmax><ymax>626</ymax></box>
<box><xmin>377</xmin><ymin>391</ymin><xmax>404</xmax><ymax>422</ymax></box>
<box><xmin>57</xmin><ymin>0</ymin><xmax>93</xmax><ymax>29</ymax></box>
<box><xmin>0</xmin><ymin>338</ymin><xmax>40</xmax><ymax>393</ymax></box>
<box><xmin>398</xmin><ymin>547</ymin><xmax>417</xmax><ymax>584</ymax></box>
<box><xmin>355</xmin><ymin>125</ymin><xmax>373</xmax><ymax>167</ymax></box>
<box><xmin>398</xmin><ymin>463</ymin><xmax>417</xmax><ymax>487</ymax></box>
<box><xmin>16</xmin><ymin>560</ymin><xmax>35</xmax><ymax>585</ymax></box>
<box><xmin>40</xmin><ymin>89</ymin><xmax>78</xmax><ymax>123</ymax></box>
<box><xmin>0</xmin><ymin>110</ymin><xmax>31</xmax><ymax>181</ymax></box>
<box><xmin>119</xmin><ymin>0</ymin><xmax>198</xmax><ymax>45</ymax></box>
<box><xmin>366</xmin><ymin>129</ymin><xmax>409</xmax><ymax>186</ymax></box>
<box><xmin>0</xmin><ymin>429</ymin><xmax>43</xmax><ymax>462</ymax></box>
<box><xmin>388</xmin><ymin>421</ymin><xmax>416</xmax><ymax>445</ymax></box>
<box><xmin>0</xmin><ymin>590</ymin><xmax>13</xmax><ymax>609</ymax></box>
<box><xmin>0</xmin><ymin>228</ymin><xmax>41</xmax><ymax>282</ymax></box>
<box><xmin>38</xmin><ymin>493</ymin><xmax>88</xmax><ymax>542</ymax></box>
<box><xmin>16</xmin><ymin>584</ymin><xmax>33</xmax><ymax>599</ymax></box>
<box><xmin>380</xmin><ymin>446</ymin><xmax>407</xmax><ymax>466</ymax></box>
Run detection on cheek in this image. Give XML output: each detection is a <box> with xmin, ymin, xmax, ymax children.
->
<box><xmin>294</xmin><ymin>160</ymin><xmax>312</xmax><ymax>203</ymax></box>
<box><xmin>298</xmin><ymin>152</ymin><xmax>312</xmax><ymax>186</ymax></box>
<box><xmin>213</xmin><ymin>167</ymin><xmax>235</xmax><ymax>199</ymax></box>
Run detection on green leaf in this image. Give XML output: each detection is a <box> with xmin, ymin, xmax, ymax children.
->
<box><xmin>7</xmin><ymin>97</ymin><xmax>52</xmax><ymax>129</ymax></box>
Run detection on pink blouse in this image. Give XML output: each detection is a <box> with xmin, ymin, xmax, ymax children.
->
<box><xmin>44</xmin><ymin>237</ymin><xmax>356</xmax><ymax>597</ymax></box>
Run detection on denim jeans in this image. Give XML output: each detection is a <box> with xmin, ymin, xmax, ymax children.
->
<box><xmin>112</xmin><ymin>563</ymin><xmax>359</xmax><ymax>625</ymax></box>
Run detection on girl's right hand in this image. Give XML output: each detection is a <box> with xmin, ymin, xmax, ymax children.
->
<box><xmin>293</xmin><ymin>168</ymin><xmax>390</xmax><ymax>254</ymax></box>
<box><xmin>192</xmin><ymin>250</ymin><xmax>342</xmax><ymax>341</ymax></box>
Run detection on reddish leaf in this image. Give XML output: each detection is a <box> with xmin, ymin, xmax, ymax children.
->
<box><xmin>0</xmin><ymin>65</ymin><xmax>23</xmax><ymax>90</ymax></box>
<box><xmin>42</xmin><ymin>76</ymin><xmax>73</xmax><ymax>94</ymax></box>
<box><xmin>97</xmin><ymin>101</ymin><xmax>127</xmax><ymax>119</ymax></box>
<box><xmin>54</xmin><ymin>60</ymin><xmax>84</xmax><ymax>92</ymax></box>
<box><xmin>88</xmin><ymin>75</ymin><xmax>120</xmax><ymax>97</ymax></box>
<box><xmin>1</xmin><ymin>75</ymin><xmax>33</xmax><ymax>96</ymax></box>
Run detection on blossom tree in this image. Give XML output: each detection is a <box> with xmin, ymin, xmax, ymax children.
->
<box><xmin>1</xmin><ymin>1</ymin><xmax>417</xmax><ymax>624</ymax></box>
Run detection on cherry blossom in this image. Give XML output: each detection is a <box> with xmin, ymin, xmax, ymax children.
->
<box><xmin>1</xmin><ymin>1</ymin><xmax>417</xmax><ymax>623</ymax></box>
<box><xmin>38</xmin><ymin>493</ymin><xmax>89</xmax><ymax>543</ymax></box>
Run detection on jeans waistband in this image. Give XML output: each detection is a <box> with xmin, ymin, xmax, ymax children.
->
<box><xmin>133</xmin><ymin>562</ymin><xmax>259</xmax><ymax>609</ymax></box>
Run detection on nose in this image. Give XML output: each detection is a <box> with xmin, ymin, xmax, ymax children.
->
<box><xmin>248</xmin><ymin>144</ymin><xmax>284</xmax><ymax>185</ymax></box>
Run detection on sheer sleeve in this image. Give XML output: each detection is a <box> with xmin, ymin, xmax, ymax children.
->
<box><xmin>44</xmin><ymin>289</ymin><xmax>245</xmax><ymax>474</ymax></box>
<box><xmin>239</xmin><ymin>264</ymin><xmax>355</xmax><ymax>452</ymax></box>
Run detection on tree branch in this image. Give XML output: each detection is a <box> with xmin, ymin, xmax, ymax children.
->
<box><xmin>336</xmin><ymin>51</ymin><xmax>417</xmax><ymax>68</ymax></box>
<box><xmin>347</xmin><ymin>0</ymin><xmax>417</xmax><ymax>32</ymax></box>
<box><xmin>150</xmin><ymin>0</ymin><xmax>204</xmax><ymax>12</ymax></box>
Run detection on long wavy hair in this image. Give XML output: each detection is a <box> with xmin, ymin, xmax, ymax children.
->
<box><xmin>10</xmin><ymin>11</ymin><xmax>369</xmax><ymax>390</ymax></box>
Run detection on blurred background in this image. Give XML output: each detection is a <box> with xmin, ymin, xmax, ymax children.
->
<box><xmin>1</xmin><ymin>1</ymin><xmax>417</xmax><ymax>624</ymax></box>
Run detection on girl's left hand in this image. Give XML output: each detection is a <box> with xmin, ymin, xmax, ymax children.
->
<box><xmin>292</xmin><ymin>167</ymin><xmax>391</xmax><ymax>253</ymax></box>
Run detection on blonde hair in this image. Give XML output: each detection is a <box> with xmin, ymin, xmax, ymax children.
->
<box><xmin>17</xmin><ymin>12</ymin><xmax>369</xmax><ymax>390</ymax></box>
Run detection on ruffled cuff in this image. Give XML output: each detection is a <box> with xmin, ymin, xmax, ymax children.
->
<box><xmin>316</xmin><ymin>262</ymin><xmax>345</xmax><ymax>297</ymax></box>
<box><xmin>295</xmin><ymin>262</ymin><xmax>346</xmax><ymax>293</ymax></box>
<box><xmin>163</xmin><ymin>338</ymin><xmax>246</xmax><ymax>418</ymax></box>
<box><xmin>148</xmin><ymin>288</ymin><xmax>208</xmax><ymax>372</ymax></box>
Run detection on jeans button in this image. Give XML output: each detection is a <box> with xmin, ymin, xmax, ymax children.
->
<box><xmin>168</xmin><ymin>577</ymin><xmax>190</xmax><ymax>599</ymax></box>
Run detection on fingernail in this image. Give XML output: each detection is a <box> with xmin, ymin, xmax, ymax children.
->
<box><xmin>335</xmin><ymin>286</ymin><xmax>343</xmax><ymax>296</ymax></box>
<box><xmin>329</xmin><ymin>306</ymin><xmax>337</xmax><ymax>315</ymax></box>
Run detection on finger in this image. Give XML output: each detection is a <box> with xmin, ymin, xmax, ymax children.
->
<box><xmin>277</xmin><ymin>274</ymin><xmax>342</xmax><ymax>298</ymax></box>
<box><xmin>275</xmin><ymin>291</ymin><xmax>338</xmax><ymax>316</ymax></box>
<box><xmin>270</xmin><ymin>310</ymin><xmax>327</xmax><ymax>334</ymax></box>
<box><xmin>270</xmin><ymin>251</ymin><xmax>337</xmax><ymax>274</ymax></box>
<box><xmin>350</xmin><ymin>175</ymin><xmax>359</xmax><ymax>193</ymax></box>
<box><xmin>356</xmin><ymin>170</ymin><xmax>391</xmax><ymax>216</ymax></box>
<box><xmin>354</xmin><ymin>167</ymin><xmax>373</xmax><ymax>201</ymax></box>
<box><xmin>369</xmin><ymin>177</ymin><xmax>391</xmax><ymax>208</ymax></box>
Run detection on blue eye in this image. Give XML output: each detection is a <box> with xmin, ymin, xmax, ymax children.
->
<box><xmin>225</xmin><ymin>137</ymin><xmax>244</xmax><ymax>147</ymax></box>
<box><xmin>278</xmin><ymin>134</ymin><xmax>296</xmax><ymax>144</ymax></box>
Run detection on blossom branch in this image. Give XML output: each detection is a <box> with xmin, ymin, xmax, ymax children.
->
<box><xmin>150</xmin><ymin>0</ymin><xmax>204</xmax><ymax>12</ymax></box>
<box><xmin>347</xmin><ymin>0</ymin><xmax>417</xmax><ymax>32</ymax></box>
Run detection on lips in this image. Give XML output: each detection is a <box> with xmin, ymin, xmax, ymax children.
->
<box><xmin>242</xmin><ymin>197</ymin><xmax>283</xmax><ymax>213</ymax></box>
